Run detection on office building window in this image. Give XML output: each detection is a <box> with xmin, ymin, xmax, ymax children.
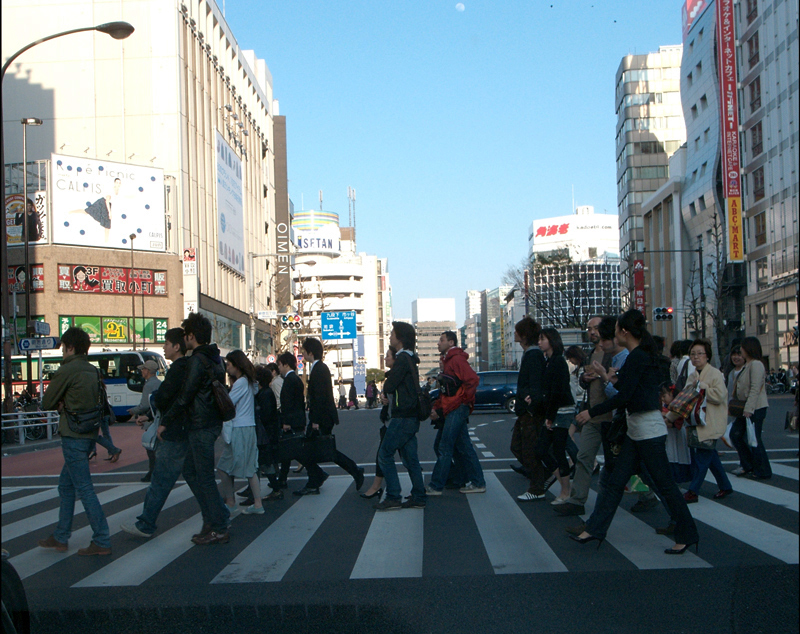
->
<box><xmin>747</xmin><ymin>0</ymin><xmax>758</xmax><ymax>23</ymax></box>
<box><xmin>700</xmin><ymin>94</ymin><xmax>708</xmax><ymax>110</ymax></box>
<box><xmin>749</xmin><ymin>76</ymin><xmax>762</xmax><ymax>111</ymax></box>
<box><xmin>704</xmin><ymin>127</ymin><xmax>710</xmax><ymax>143</ymax></box>
<box><xmin>753</xmin><ymin>166</ymin><xmax>765</xmax><ymax>200</ymax></box>
<box><xmin>691</xmin><ymin>105</ymin><xmax>698</xmax><ymax>119</ymax></box>
<box><xmin>756</xmin><ymin>303</ymin><xmax>768</xmax><ymax>335</ymax></box>
<box><xmin>755</xmin><ymin>258</ymin><xmax>768</xmax><ymax>290</ymax></box>
<box><xmin>751</xmin><ymin>121</ymin><xmax>763</xmax><ymax>156</ymax></box>
<box><xmin>754</xmin><ymin>211</ymin><xmax>767</xmax><ymax>246</ymax></box>
<box><xmin>747</xmin><ymin>32</ymin><xmax>760</xmax><ymax>68</ymax></box>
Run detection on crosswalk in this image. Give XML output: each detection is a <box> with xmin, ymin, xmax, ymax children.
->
<box><xmin>2</xmin><ymin>463</ymin><xmax>798</xmax><ymax>588</ymax></box>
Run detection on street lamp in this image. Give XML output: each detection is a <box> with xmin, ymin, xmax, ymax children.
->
<box><xmin>1</xmin><ymin>21</ymin><xmax>135</xmax><ymax>411</ymax></box>
<box><xmin>20</xmin><ymin>117</ymin><xmax>42</xmax><ymax>394</ymax></box>
<box><xmin>130</xmin><ymin>234</ymin><xmax>136</xmax><ymax>350</ymax></box>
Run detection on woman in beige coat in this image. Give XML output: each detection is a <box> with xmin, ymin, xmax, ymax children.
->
<box><xmin>683</xmin><ymin>339</ymin><xmax>733</xmax><ymax>502</ymax></box>
<box><xmin>730</xmin><ymin>337</ymin><xmax>772</xmax><ymax>479</ymax></box>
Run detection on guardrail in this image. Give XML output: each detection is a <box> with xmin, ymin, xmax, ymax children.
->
<box><xmin>1</xmin><ymin>410</ymin><xmax>59</xmax><ymax>445</ymax></box>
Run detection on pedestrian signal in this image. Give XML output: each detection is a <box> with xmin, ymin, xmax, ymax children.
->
<box><xmin>654</xmin><ymin>307</ymin><xmax>674</xmax><ymax>321</ymax></box>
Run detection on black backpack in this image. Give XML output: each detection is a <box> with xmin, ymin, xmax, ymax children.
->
<box><xmin>412</xmin><ymin>363</ymin><xmax>432</xmax><ymax>421</ymax></box>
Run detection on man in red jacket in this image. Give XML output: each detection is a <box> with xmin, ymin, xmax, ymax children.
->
<box><xmin>427</xmin><ymin>331</ymin><xmax>486</xmax><ymax>495</ymax></box>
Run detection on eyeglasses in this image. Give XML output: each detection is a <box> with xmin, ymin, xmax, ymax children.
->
<box><xmin>689</xmin><ymin>352</ymin><xmax>707</xmax><ymax>358</ymax></box>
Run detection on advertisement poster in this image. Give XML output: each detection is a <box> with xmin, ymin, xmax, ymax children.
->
<box><xmin>633</xmin><ymin>259</ymin><xmax>646</xmax><ymax>315</ymax></box>
<box><xmin>292</xmin><ymin>210</ymin><xmax>341</xmax><ymax>256</ymax></box>
<box><xmin>60</xmin><ymin>315</ymin><xmax>168</xmax><ymax>344</ymax></box>
<box><xmin>215</xmin><ymin>131</ymin><xmax>245</xmax><ymax>274</ymax></box>
<box><xmin>5</xmin><ymin>192</ymin><xmax>47</xmax><ymax>246</ymax></box>
<box><xmin>57</xmin><ymin>264</ymin><xmax>167</xmax><ymax>296</ymax></box>
<box><xmin>50</xmin><ymin>154</ymin><xmax>165</xmax><ymax>252</ymax></box>
<box><xmin>7</xmin><ymin>264</ymin><xmax>44</xmax><ymax>294</ymax></box>
<box><xmin>183</xmin><ymin>247</ymin><xmax>197</xmax><ymax>275</ymax></box>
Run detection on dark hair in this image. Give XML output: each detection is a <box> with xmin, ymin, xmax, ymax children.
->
<box><xmin>387</xmin><ymin>345</ymin><xmax>397</xmax><ymax>359</ymax></box>
<box><xmin>441</xmin><ymin>331</ymin><xmax>458</xmax><ymax>346</ymax></box>
<box><xmin>598</xmin><ymin>316</ymin><xmax>617</xmax><ymax>342</ymax></box>
<box><xmin>392</xmin><ymin>321</ymin><xmax>416</xmax><ymax>351</ymax></box>
<box><xmin>740</xmin><ymin>336</ymin><xmax>763</xmax><ymax>361</ymax></box>
<box><xmin>730</xmin><ymin>345</ymin><xmax>741</xmax><ymax>357</ymax></box>
<box><xmin>669</xmin><ymin>340</ymin><xmax>683</xmax><ymax>358</ymax></box>
<box><xmin>255</xmin><ymin>364</ymin><xmax>273</xmax><ymax>389</ymax></box>
<box><xmin>182</xmin><ymin>312</ymin><xmax>212</xmax><ymax>345</ymax></box>
<box><xmin>164</xmin><ymin>327</ymin><xmax>186</xmax><ymax>355</ymax></box>
<box><xmin>659</xmin><ymin>381</ymin><xmax>676</xmax><ymax>396</ymax></box>
<box><xmin>540</xmin><ymin>327</ymin><xmax>564</xmax><ymax>356</ymax></box>
<box><xmin>617</xmin><ymin>309</ymin><xmax>658</xmax><ymax>357</ymax></box>
<box><xmin>565</xmin><ymin>345</ymin><xmax>586</xmax><ymax>366</ymax></box>
<box><xmin>266</xmin><ymin>362</ymin><xmax>280</xmax><ymax>375</ymax></box>
<box><xmin>226</xmin><ymin>350</ymin><xmax>256</xmax><ymax>385</ymax></box>
<box><xmin>515</xmin><ymin>316</ymin><xmax>541</xmax><ymax>347</ymax></box>
<box><xmin>61</xmin><ymin>326</ymin><xmax>91</xmax><ymax>355</ymax></box>
<box><xmin>652</xmin><ymin>335</ymin><xmax>666</xmax><ymax>353</ymax></box>
<box><xmin>302</xmin><ymin>337</ymin><xmax>324</xmax><ymax>361</ymax></box>
<box><xmin>679</xmin><ymin>340</ymin><xmax>693</xmax><ymax>356</ymax></box>
<box><xmin>690</xmin><ymin>338</ymin><xmax>713</xmax><ymax>362</ymax></box>
<box><xmin>277</xmin><ymin>351</ymin><xmax>297</xmax><ymax>370</ymax></box>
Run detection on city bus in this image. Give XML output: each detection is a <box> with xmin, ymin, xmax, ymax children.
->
<box><xmin>5</xmin><ymin>349</ymin><xmax>167</xmax><ymax>419</ymax></box>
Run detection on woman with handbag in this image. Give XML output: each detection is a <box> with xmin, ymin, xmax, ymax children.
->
<box><xmin>361</xmin><ymin>347</ymin><xmax>397</xmax><ymax>499</ymax></box>
<box><xmin>574</xmin><ymin>310</ymin><xmax>699</xmax><ymax>555</ymax></box>
<box><xmin>217</xmin><ymin>350</ymin><xmax>263</xmax><ymax>515</ymax></box>
<box><xmin>729</xmin><ymin>337</ymin><xmax>771</xmax><ymax>479</ymax></box>
<box><xmin>682</xmin><ymin>339</ymin><xmax>733</xmax><ymax>502</ymax></box>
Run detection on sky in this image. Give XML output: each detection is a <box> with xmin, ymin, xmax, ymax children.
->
<box><xmin>223</xmin><ymin>1</ymin><xmax>686</xmax><ymax>324</ymax></box>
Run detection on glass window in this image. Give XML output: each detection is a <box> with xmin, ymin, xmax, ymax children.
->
<box><xmin>753</xmin><ymin>167</ymin><xmax>765</xmax><ymax>200</ymax></box>
<box><xmin>747</xmin><ymin>32</ymin><xmax>760</xmax><ymax>68</ymax></box>
<box><xmin>751</xmin><ymin>121</ymin><xmax>763</xmax><ymax>156</ymax></box>
<box><xmin>754</xmin><ymin>212</ymin><xmax>767</xmax><ymax>246</ymax></box>
<box><xmin>756</xmin><ymin>303</ymin><xmax>768</xmax><ymax>335</ymax></box>
<box><xmin>749</xmin><ymin>77</ymin><xmax>762</xmax><ymax>111</ymax></box>
<box><xmin>747</xmin><ymin>0</ymin><xmax>758</xmax><ymax>23</ymax></box>
<box><xmin>755</xmin><ymin>258</ymin><xmax>768</xmax><ymax>290</ymax></box>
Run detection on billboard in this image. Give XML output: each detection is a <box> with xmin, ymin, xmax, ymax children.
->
<box><xmin>292</xmin><ymin>210</ymin><xmax>341</xmax><ymax>255</ymax></box>
<box><xmin>7</xmin><ymin>264</ymin><xmax>44</xmax><ymax>294</ymax></box>
<box><xmin>5</xmin><ymin>192</ymin><xmax>47</xmax><ymax>246</ymax></box>
<box><xmin>215</xmin><ymin>131</ymin><xmax>245</xmax><ymax>274</ymax></box>
<box><xmin>50</xmin><ymin>154</ymin><xmax>165</xmax><ymax>251</ymax></box>
<box><xmin>57</xmin><ymin>264</ymin><xmax>167</xmax><ymax>296</ymax></box>
<box><xmin>682</xmin><ymin>0</ymin><xmax>711</xmax><ymax>41</ymax></box>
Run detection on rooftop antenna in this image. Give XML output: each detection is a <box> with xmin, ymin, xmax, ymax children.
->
<box><xmin>319</xmin><ymin>190</ymin><xmax>323</xmax><ymax>211</ymax></box>
<box><xmin>348</xmin><ymin>186</ymin><xmax>356</xmax><ymax>248</ymax></box>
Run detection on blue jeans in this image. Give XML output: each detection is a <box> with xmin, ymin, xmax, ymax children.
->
<box><xmin>430</xmin><ymin>404</ymin><xmax>485</xmax><ymax>490</ymax></box>
<box><xmin>183</xmin><ymin>427</ymin><xmax>229</xmax><ymax>532</ymax></box>
<box><xmin>378</xmin><ymin>417</ymin><xmax>426</xmax><ymax>502</ymax></box>
<box><xmin>136</xmin><ymin>438</ymin><xmax>189</xmax><ymax>534</ymax></box>
<box><xmin>54</xmin><ymin>436</ymin><xmax>110</xmax><ymax>547</ymax></box>
<box><xmin>433</xmin><ymin>425</ymin><xmax>467</xmax><ymax>486</ymax></box>
<box><xmin>90</xmin><ymin>418</ymin><xmax>120</xmax><ymax>456</ymax></box>
<box><xmin>730</xmin><ymin>408</ymin><xmax>771</xmax><ymax>477</ymax></box>
<box><xmin>586</xmin><ymin>434</ymin><xmax>698</xmax><ymax>545</ymax></box>
<box><xmin>689</xmin><ymin>446</ymin><xmax>732</xmax><ymax>494</ymax></box>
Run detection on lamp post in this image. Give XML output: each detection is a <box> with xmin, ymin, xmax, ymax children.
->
<box><xmin>1</xmin><ymin>21</ymin><xmax>135</xmax><ymax>411</ymax></box>
<box><xmin>20</xmin><ymin>117</ymin><xmax>42</xmax><ymax>394</ymax></box>
<box><xmin>248</xmin><ymin>251</ymin><xmax>286</xmax><ymax>361</ymax></box>
<box><xmin>129</xmin><ymin>234</ymin><xmax>136</xmax><ymax>349</ymax></box>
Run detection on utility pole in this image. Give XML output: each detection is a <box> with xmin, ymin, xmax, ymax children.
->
<box><xmin>698</xmin><ymin>240</ymin><xmax>706</xmax><ymax>339</ymax></box>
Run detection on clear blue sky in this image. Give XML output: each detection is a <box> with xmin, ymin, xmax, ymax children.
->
<box><xmin>224</xmin><ymin>1</ymin><xmax>684</xmax><ymax>324</ymax></box>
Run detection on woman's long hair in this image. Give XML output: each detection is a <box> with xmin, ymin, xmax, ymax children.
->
<box><xmin>617</xmin><ymin>309</ymin><xmax>658</xmax><ymax>358</ymax></box>
<box><xmin>226</xmin><ymin>349</ymin><xmax>256</xmax><ymax>385</ymax></box>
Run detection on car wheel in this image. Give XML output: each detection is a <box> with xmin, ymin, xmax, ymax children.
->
<box><xmin>505</xmin><ymin>397</ymin><xmax>516</xmax><ymax>413</ymax></box>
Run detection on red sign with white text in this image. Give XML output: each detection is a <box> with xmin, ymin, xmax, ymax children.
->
<box><xmin>57</xmin><ymin>264</ymin><xmax>168</xmax><ymax>296</ymax></box>
<box><xmin>633</xmin><ymin>259</ymin><xmax>646</xmax><ymax>315</ymax></box>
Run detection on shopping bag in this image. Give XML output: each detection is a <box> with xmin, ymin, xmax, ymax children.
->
<box><xmin>721</xmin><ymin>422</ymin><xmax>734</xmax><ymax>448</ymax></box>
<box><xmin>686</xmin><ymin>390</ymin><xmax>707</xmax><ymax>427</ymax></box>
<box><xmin>624</xmin><ymin>475</ymin><xmax>650</xmax><ymax>493</ymax></box>
<box><xmin>668</xmin><ymin>383</ymin><xmax>702</xmax><ymax>420</ymax></box>
<box><xmin>745</xmin><ymin>417</ymin><xmax>758</xmax><ymax>448</ymax></box>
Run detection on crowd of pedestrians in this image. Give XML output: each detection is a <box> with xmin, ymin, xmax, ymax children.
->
<box><xmin>36</xmin><ymin>308</ymin><xmax>777</xmax><ymax>557</ymax></box>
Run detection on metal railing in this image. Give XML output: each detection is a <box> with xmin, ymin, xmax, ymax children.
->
<box><xmin>1</xmin><ymin>409</ymin><xmax>59</xmax><ymax>445</ymax></box>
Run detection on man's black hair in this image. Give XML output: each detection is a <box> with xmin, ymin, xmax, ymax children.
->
<box><xmin>181</xmin><ymin>312</ymin><xmax>212</xmax><ymax>345</ymax></box>
<box><xmin>441</xmin><ymin>331</ymin><xmax>458</xmax><ymax>346</ymax></box>
<box><xmin>277</xmin><ymin>351</ymin><xmax>297</xmax><ymax>370</ymax></box>
<box><xmin>164</xmin><ymin>327</ymin><xmax>186</xmax><ymax>355</ymax></box>
<box><xmin>598</xmin><ymin>316</ymin><xmax>617</xmax><ymax>342</ymax></box>
<box><xmin>61</xmin><ymin>326</ymin><xmax>91</xmax><ymax>355</ymax></box>
<box><xmin>302</xmin><ymin>337</ymin><xmax>324</xmax><ymax>361</ymax></box>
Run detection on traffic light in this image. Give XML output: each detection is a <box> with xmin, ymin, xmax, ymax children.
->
<box><xmin>653</xmin><ymin>307</ymin><xmax>674</xmax><ymax>321</ymax></box>
<box><xmin>279</xmin><ymin>313</ymin><xmax>303</xmax><ymax>330</ymax></box>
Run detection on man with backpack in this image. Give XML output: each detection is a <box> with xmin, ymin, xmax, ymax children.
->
<box><xmin>374</xmin><ymin>322</ymin><xmax>427</xmax><ymax>510</ymax></box>
<box><xmin>427</xmin><ymin>331</ymin><xmax>485</xmax><ymax>495</ymax></box>
<box><xmin>160</xmin><ymin>312</ymin><xmax>230</xmax><ymax>545</ymax></box>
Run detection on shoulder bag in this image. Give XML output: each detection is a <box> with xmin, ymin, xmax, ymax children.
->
<box><xmin>65</xmin><ymin>369</ymin><xmax>114</xmax><ymax>434</ymax></box>
<box><xmin>668</xmin><ymin>383</ymin><xmax>702</xmax><ymax>420</ymax></box>
<box><xmin>197</xmin><ymin>354</ymin><xmax>236</xmax><ymax>422</ymax></box>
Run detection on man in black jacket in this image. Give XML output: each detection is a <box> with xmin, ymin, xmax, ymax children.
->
<box><xmin>160</xmin><ymin>313</ymin><xmax>230</xmax><ymax>545</ymax></box>
<box><xmin>295</xmin><ymin>338</ymin><xmax>364</xmax><ymax>496</ymax></box>
<box><xmin>122</xmin><ymin>328</ymin><xmax>191</xmax><ymax>537</ymax></box>
<box><xmin>276</xmin><ymin>351</ymin><xmax>306</xmax><ymax>488</ymax></box>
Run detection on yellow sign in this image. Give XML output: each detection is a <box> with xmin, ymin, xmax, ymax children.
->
<box><xmin>727</xmin><ymin>196</ymin><xmax>744</xmax><ymax>262</ymax></box>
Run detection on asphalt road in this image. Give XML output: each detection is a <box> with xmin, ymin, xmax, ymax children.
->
<box><xmin>2</xmin><ymin>395</ymin><xmax>798</xmax><ymax>634</ymax></box>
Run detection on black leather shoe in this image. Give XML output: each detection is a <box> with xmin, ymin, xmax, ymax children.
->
<box><xmin>292</xmin><ymin>486</ymin><xmax>320</xmax><ymax>497</ymax></box>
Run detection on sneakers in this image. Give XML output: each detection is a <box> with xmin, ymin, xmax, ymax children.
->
<box><xmin>683</xmin><ymin>491</ymin><xmax>699</xmax><ymax>504</ymax></box>
<box><xmin>38</xmin><ymin>535</ymin><xmax>68</xmax><ymax>552</ymax></box>
<box><xmin>77</xmin><ymin>541</ymin><xmax>112</xmax><ymax>556</ymax></box>
<box><xmin>401</xmin><ymin>498</ymin><xmax>426</xmax><ymax>509</ymax></box>
<box><xmin>425</xmin><ymin>486</ymin><xmax>443</xmax><ymax>496</ymax></box>
<box><xmin>120</xmin><ymin>523</ymin><xmax>154</xmax><ymax>538</ymax></box>
<box><xmin>517</xmin><ymin>491</ymin><xmax>545</xmax><ymax>501</ymax></box>
<box><xmin>732</xmin><ymin>466</ymin><xmax>751</xmax><ymax>477</ymax></box>
<box><xmin>242</xmin><ymin>505</ymin><xmax>265</xmax><ymax>515</ymax></box>
<box><xmin>543</xmin><ymin>474</ymin><xmax>557</xmax><ymax>491</ymax></box>
<box><xmin>459</xmin><ymin>483</ymin><xmax>486</xmax><ymax>494</ymax></box>
<box><xmin>553</xmin><ymin>502</ymin><xmax>585</xmax><ymax>516</ymax></box>
<box><xmin>550</xmin><ymin>497</ymin><xmax>569</xmax><ymax>506</ymax></box>
<box><xmin>192</xmin><ymin>530</ymin><xmax>230</xmax><ymax>545</ymax></box>
<box><xmin>630</xmin><ymin>496</ymin><xmax>659</xmax><ymax>512</ymax></box>
<box><xmin>374</xmin><ymin>498</ymin><xmax>403</xmax><ymax>511</ymax></box>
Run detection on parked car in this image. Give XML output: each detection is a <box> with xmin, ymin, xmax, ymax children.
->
<box><xmin>428</xmin><ymin>371</ymin><xmax>519</xmax><ymax>413</ymax></box>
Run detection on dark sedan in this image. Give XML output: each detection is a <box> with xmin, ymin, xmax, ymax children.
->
<box><xmin>429</xmin><ymin>371</ymin><xmax>519</xmax><ymax>413</ymax></box>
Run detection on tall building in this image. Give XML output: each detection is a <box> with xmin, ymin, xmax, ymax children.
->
<box><xmin>481</xmin><ymin>286</ymin><xmax>511</xmax><ymax>371</ymax></box>
<box><xmin>615</xmin><ymin>45</ymin><xmax>686</xmax><ymax>308</ymax></box>
<box><xmin>464</xmin><ymin>289</ymin><xmax>484</xmax><ymax>370</ymax></box>
<box><xmin>465</xmin><ymin>290</ymin><xmax>482</xmax><ymax>320</ymax></box>
<box><xmin>412</xmin><ymin>298</ymin><xmax>456</xmax><ymax>378</ymax></box>
<box><xmin>735</xmin><ymin>0</ymin><xmax>799</xmax><ymax>369</ymax></box>
<box><xmin>3</xmin><ymin>0</ymin><xmax>280</xmax><ymax>359</ymax></box>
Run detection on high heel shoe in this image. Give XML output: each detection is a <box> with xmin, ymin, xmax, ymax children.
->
<box><xmin>360</xmin><ymin>488</ymin><xmax>383</xmax><ymax>499</ymax></box>
<box><xmin>88</xmin><ymin>450</ymin><xmax>97</xmax><ymax>460</ymax></box>
<box><xmin>569</xmin><ymin>534</ymin><xmax>604</xmax><ymax>549</ymax></box>
<box><xmin>664</xmin><ymin>541</ymin><xmax>699</xmax><ymax>555</ymax></box>
<box><xmin>109</xmin><ymin>450</ymin><xmax>121</xmax><ymax>463</ymax></box>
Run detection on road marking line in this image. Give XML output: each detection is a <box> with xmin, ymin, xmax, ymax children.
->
<box><xmin>482</xmin><ymin>451</ymin><xmax>495</xmax><ymax>458</ymax></box>
<box><xmin>2</xmin><ymin>484</ymin><xmax>148</xmax><ymax>542</ymax></box>
<box><xmin>1</xmin><ymin>487</ymin><xmax>24</xmax><ymax>496</ymax></box>
<box><xmin>467</xmin><ymin>473</ymin><xmax>566</xmax><ymax>574</ymax></box>
<box><xmin>211</xmin><ymin>477</ymin><xmax>352</xmax><ymax>584</ymax></box>
<box><xmin>2</xmin><ymin>487</ymin><xmax>61</xmax><ymax>514</ymax></box>
<box><xmin>704</xmin><ymin>473</ymin><xmax>798</xmax><ymax>512</ymax></box>
<box><xmin>770</xmin><ymin>464</ymin><xmax>798</xmax><ymax>481</ymax></box>
<box><xmin>475</xmin><ymin>443</ymin><xmax>486</xmax><ymax>449</ymax></box>
<box><xmin>351</xmin><ymin>474</ymin><xmax>423</xmax><ymax>579</ymax></box>
<box><xmin>12</xmin><ymin>485</ymin><xmax>195</xmax><ymax>581</ymax></box>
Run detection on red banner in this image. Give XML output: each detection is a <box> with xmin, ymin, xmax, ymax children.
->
<box><xmin>633</xmin><ymin>259</ymin><xmax>646</xmax><ymax>315</ymax></box>
<box><xmin>57</xmin><ymin>264</ymin><xmax>167</xmax><ymax>295</ymax></box>
<box><xmin>7</xmin><ymin>264</ymin><xmax>44</xmax><ymax>294</ymax></box>
<box><xmin>716</xmin><ymin>0</ymin><xmax>741</xmax><ymax>199</ymax></box>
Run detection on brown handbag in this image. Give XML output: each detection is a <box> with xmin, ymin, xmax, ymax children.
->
<box><xmin>728</xmin><ymin>399</ymin><xmax>746</xmax><ymax>418</ymax></box>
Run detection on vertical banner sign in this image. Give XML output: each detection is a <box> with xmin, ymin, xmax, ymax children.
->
<box><xmin>716</xmin><ymin>0</ymin><xmax>744</xmax><ymax>262</ymax></box>
<box><xmin>633</xmin><ymin>259</ymin><xmax>646</xmax><ymax>315</ymax></box>
<box><xmin>215</xmin><ymin>131</ymin><xmax>245</xmax><ymax>275</ymax></box>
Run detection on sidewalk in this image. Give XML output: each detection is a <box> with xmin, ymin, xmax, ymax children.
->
<box><xmin>1</xmin><ymin>423</ymin><xmax>150</xmax><ymax>477</ymax></box>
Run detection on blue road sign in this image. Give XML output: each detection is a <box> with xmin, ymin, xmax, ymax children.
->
<box><xmin>321</xmin><ymin>311</ymin><xmax>357</xmax><ymax>340</ymax></box>
<box><xmin>18</xmin><ymin>337</ymin><xmax>60</xmax><ymax>352</ymax></box>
